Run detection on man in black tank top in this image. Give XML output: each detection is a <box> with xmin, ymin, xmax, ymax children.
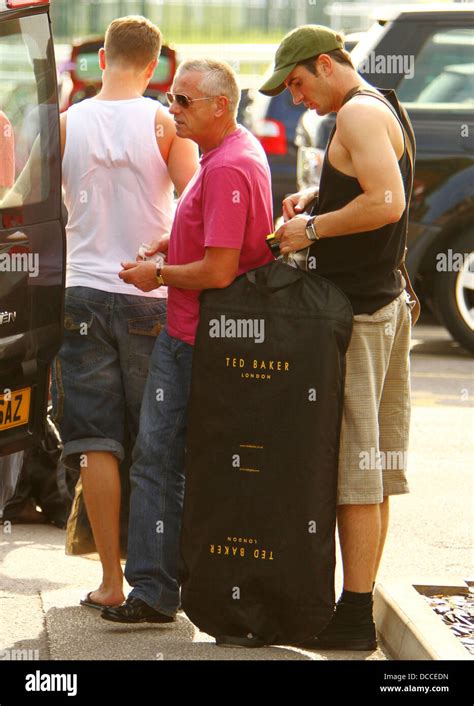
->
<box><xmin>260</xmin><ymin>25</ymin><xmax>415</xmax><ymax>651</ymax></box>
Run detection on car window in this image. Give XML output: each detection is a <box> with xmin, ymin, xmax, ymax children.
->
<box><xmin>397</xmin><ymin>28</ymin><xmax>474</xmax><ymax>104</ymax></box>
<box><xmin>416</xmin><ymin>64</ymin><xmax>474</xmax><ymax>105</ymax></box>
<box><xmin>0</xmin><ymin>14</ymin><xmax>57</xmax><ymax>213</ymax></box>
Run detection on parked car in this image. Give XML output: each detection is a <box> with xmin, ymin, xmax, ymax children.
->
<box><xmin>295</xmin><ymin>6</ymin><xmax>474</xmax><ymax>353</ymax></box>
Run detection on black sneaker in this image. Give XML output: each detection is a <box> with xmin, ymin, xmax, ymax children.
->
<box><xmin>298</xmin><ymin>599</ymin><xmax>377</xmax><ymax>651</ymax></box>
<box><xmin>101</xmin><ymin>596</ymin><xmax>176</xmax><ymax>624</ymax></box>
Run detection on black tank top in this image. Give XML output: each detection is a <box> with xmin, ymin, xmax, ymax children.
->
<box><xmin>309</xmin><ymin>88</ymin><xmax>415</xmax><ymax>315</ymax></box>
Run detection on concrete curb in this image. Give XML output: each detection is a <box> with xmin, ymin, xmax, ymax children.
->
<box><xmin>374</xmin><ymin>578</ymin><xmax>473</xmax><ymax>661</ymax></box>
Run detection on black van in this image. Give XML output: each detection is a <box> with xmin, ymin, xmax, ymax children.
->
<box><xmin>0</xmin><ymin>0</ymin><xmax>65</xmax><ymax>455</ymax></box>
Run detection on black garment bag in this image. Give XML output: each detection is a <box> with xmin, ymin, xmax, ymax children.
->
<box><xmin>181</xmin><ymin>260</ymin><xmax>353</xmax><ymax>645</ymax></box>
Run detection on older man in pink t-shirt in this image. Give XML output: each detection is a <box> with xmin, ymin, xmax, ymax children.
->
<box><xmin>105</xmin><ymin>58</ymin><xmax>273</xmax><ymax>624</ymax></box>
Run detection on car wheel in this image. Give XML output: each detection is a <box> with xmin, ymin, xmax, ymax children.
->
<box><xmin>434</xmin><ymin>229</ymin><xmax>474</xmax><ymax>354</ymax></box>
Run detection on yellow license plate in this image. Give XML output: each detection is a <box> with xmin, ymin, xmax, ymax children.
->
<box><xmin>0</xmin><ymin>386</ymin><xmax>31</xmax><ymax>431</ymax></box>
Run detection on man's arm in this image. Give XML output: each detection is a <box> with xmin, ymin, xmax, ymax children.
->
<box><xmin>120</xmin><ymin>165</ymin><xmax>251</xmax><ymax>292</ymax></box>
<box><xmin>166</xmin><ymin>133</ymin><xmax>199</xmax><ymax>196</ymax></box>
<box><xmin>0</xmin><ymin>111</ymin><xmax>15</xmax><ymax>193</ymax></box>
<box><xmin>0</xmin><ymin>133</ymin><xmax>41</xmax><ymax>208</ymax></box>
<box><xmin>155</xmin><ymin>109</ymin><xmax>199</xmax><ymax>196</ymax></box>
<box><xmin>2</xmin><ymin>111</ymin><xmax>67</xmax><ymax>207</ymax></box>
<box><xmin>276</xmin><ymin>101</ymin><xmax>406</xmax><ymax>253</ymax></box>
<box><xmin>119</xmin><ymin>246</ymin><xmax>240</xmax><ymax>291</ymax></box>
<box><xmin>316</xmin><ymin>100</ymin><xmax>406</xmax><ymax>233</ymax></box>
<box><xmin>60</xmin><ymin>111</ymin><xmax>67</xmax><ymax>160</ymax></box>
<box><xmin>132</xmin><ymin>111</ymin><xmax>199</xmax><ymax>259</ymax></box>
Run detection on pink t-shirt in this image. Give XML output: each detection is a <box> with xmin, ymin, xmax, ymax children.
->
<box><xmin>167</xmin><ymin>126</ymin><xmax>274</xmax><ymax>345</ymax></box>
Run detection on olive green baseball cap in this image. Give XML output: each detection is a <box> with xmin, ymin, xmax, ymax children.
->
<box><xmin>259</xmin><ymin>25</ymin><xmax>344</xmax><ymax>96</ymax></box>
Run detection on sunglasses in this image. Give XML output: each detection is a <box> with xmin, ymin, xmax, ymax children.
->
<box><xmin>166</xmin><ymin>92</ymin><xmax>215</xmax><ymax>109</ymax></box>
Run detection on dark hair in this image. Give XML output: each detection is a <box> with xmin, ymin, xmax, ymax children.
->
<box><xmin>297</xmin><ymin>48</ymin><xmax>354</xmax><ymax>74</ymax></box>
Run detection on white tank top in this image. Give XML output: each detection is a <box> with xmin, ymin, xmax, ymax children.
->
<box><xmin>62</xmin><ymin>97</ymin><xmax>174</xmax><ymax>297</ymax></box>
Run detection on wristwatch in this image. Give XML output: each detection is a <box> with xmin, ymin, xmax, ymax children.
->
<box><xmin>305</xmin><ymin>216</ymin><xmax>320</xmax><ymax>242</ymax></box>
<box><xmin>156</xmin><ymin>265</ymin><xmax>166</xmax><ymax>287</ymax></box>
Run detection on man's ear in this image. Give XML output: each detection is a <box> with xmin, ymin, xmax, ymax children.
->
<box><xmin>214</xmin><ymin>95</ymin><xmax>230</xmax><ymax>117</ymax></box>
<box><xmin>99</xmin><ymin>47</ymin><xmax>106</xmax><ymax>71</ymax></box>
<box><xmin>317</xmin><ymin>54</ymin><xmax>333</xmax><ymax>76</ymax></box>
<box><xmin>145</xmin><ymin>57</ymin><xmax>158</xmax><ymax>80</ymax></box>
<box><xmin>98</xmin><ymin>47</ymin><xmax>106</xmax><ymax>71</ymax></box>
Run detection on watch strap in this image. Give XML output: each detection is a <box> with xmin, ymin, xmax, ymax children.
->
<box><xmin>306</xmin><ymin>216</ymin><xmax>319</xmax><ymax>241</ymax></box>
<box><xmin>156</xmin><ymin>265</ymin><xmax>165</xmax><ymax>286</ymax></box>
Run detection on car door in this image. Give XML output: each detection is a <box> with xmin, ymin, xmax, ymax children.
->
<box><xmin>0</xmin><ymin>0</ymin><xmax>65</xmax><ymax>455</ymax></box>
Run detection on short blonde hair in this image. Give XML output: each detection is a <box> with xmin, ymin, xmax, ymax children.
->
<box><xmin>104</xmin><ymin>15</ymin><xmax>162</xmax><ymax>70</ymax></box>
<box><xmin>176</xmin><ymin>58</ymin><xmax>241</xmax><ymax>117</ymax></box>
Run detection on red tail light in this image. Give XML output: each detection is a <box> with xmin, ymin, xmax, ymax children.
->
<box><xmin>6</xmin><ymin>0</ymin><xmax>49</xmax><ymax>7</ymax></box>
<box><xmin>254</xmin><ymin>118</ymin><xmax>287</xmax><ymax>156</ymax></box>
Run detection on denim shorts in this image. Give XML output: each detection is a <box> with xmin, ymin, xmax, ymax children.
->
<box><xmin>51</xmin><ymin>286</ymin><xmax>167</xmax><ymax>466</ymax></box>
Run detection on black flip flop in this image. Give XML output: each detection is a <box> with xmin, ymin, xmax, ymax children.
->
<box><xmin>80</xmin><ymin>592</ymin><xmax>119</xmax><ymax>611</ymax></box>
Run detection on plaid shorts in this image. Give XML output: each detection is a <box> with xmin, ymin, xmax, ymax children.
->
<box><xmin>337</xmin><ymin>290</ymin><xmax>412</xmax><ymax>505</ymax></box>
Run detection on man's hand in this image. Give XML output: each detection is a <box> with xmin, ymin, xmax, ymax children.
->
<box><xmin>282</xmin><ymin>187</ymin><xmax>318</xmax><ymax>222</ymax></box>
<box><xmin>275</xmin><ymin>214</ymin><xmax>312</xmax><ymax>255</ymax></box>
<box><xmin>119</xmin><ymin>261</ymin><xmax>160</xmax><ymax>292</ymax></box>
<box><xmin>143</xmin><ymin>236</ymin><xmax>169</xmax><ymax>258</ymax></box>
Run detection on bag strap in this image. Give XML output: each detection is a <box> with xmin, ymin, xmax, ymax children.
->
<box><xmin>341</xmin><ymin>87</ymin><xmax>420</xmax><ymax>324</ymax></box>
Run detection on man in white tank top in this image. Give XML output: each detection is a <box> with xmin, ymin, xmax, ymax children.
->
<box><xmin>51</xmin><ymin>16</ymin><xmax>198</xmax><ymax>611</ymax></box>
